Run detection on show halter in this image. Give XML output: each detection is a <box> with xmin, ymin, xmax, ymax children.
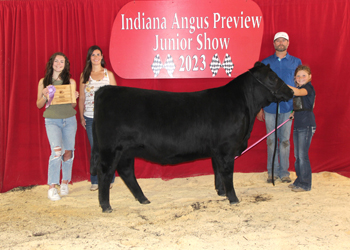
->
<box><xmin>248</xmin><ymin>70</ymin><xmax>285</xmax><ymax>96</ymax></box>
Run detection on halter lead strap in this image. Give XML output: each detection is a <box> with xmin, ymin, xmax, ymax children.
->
<box><xmin>248</xmin><ymin>70</ymin><xmax>284</xmax><ymax>96</ymax></box>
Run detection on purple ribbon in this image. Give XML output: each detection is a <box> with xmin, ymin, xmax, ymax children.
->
<box><xmin>45</xmin><ymin>85</ymin><xmax>56</xmax><ymax>108</ymax></box>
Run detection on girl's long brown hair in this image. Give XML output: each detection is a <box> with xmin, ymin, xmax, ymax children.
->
<box><xmin>43</xmin><ymin>52</ymin><xmax>71</xmax><ymax>88</ymax></box>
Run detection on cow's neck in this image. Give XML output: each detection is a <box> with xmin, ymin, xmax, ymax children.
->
<box><xmin>227</xmin><ymin>73</ymin><xmax>273</xmax><ymax>146</ymax></box>
<box><xmin>242</xmin><ymin>74</ymin><xmax>272</xmax><ymax>118</ymax></box>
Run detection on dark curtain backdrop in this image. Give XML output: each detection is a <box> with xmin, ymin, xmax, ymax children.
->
<box><xmin>1</xmin><ymin>0</ymin><xmax>349</xmax><ymax>192</ymax></box>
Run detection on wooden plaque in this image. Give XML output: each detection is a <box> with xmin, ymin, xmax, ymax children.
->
<box><xmin>51</xmin><ymin>85</ymin><xmax>76</xmax><ymax>105</ymax></box>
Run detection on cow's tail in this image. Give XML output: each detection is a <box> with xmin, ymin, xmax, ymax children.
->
<box><xmin>90</xmin><ymin>119</ymin><xmax>99</xmax><ymax>176</ymax></box>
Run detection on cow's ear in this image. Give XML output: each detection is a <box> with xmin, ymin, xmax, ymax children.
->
<box><xmin>254</xmin><ymin>61</ymin><xmax>262</xmax><ymax>67</ymax></box>
<box><xmin>267</xmin><ymin>64</ymin><xmax>271</xmax><ymax>68</ymax></box>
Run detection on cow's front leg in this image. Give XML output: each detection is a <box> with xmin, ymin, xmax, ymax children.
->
<box><xmin>98</xmin><ymin>149</ymin><xmax>118</xmax><ymax>213</ymax></box>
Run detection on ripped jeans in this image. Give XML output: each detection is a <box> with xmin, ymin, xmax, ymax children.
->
<box><xmin>45</xmin><ymin>116</ymin><xmax>77</xmax><ymax>185</ymax></box>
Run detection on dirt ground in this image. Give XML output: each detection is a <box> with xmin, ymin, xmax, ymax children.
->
<box><xmin>1</xmin><ymin>171</ymin><xmax>350</xmax><ymax>250</ymax></box>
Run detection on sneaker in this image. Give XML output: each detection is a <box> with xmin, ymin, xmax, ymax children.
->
<box><xmin>60</xmin><ymin>183</ymin><xmax>69</xmax><ymax>196</ymax></box>
<box><xmin>288</xmin><ymin>183</ymin><xmax>295</xmax><ymax>188</ymax></box>
<box><xmin>90</xmin><ymin>184</ymin><xmax>98</xmax><ymax>191</ymax></box>
<box><xmin>267</xmin><ymin>175</ymin><xmax>278</xmax><ymax>183</ymax></box>
<box><xmin>48</xmin><ymin>188</ymin><xmax>61</xmax><ymax>201</ymax></box>
<box><xmin>281</xmin><ymin>176</ymin><xmax>292</xmax><ymax>183</ymax></box>
<box><xmin>292</xmin><ymin>186</ymin><xmax>307</xmax><ymax>192</ymax></box>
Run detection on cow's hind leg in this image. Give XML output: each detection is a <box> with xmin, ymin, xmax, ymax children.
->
<box><xmin>222</xmin><ymin>160</ymin><xmax>239</xmax><ymax>204</ymax></box>
<box><xmin>98</xmin><ymin>149</ymin><xmax>121</xmax><ymax>213</ymax></box>
<box><xmin>214</xmin><ymin>156</ymin><xmax>239</xmax><ymax>204</ymax></box>
<box><xmin>117</xmin><ymin>156</ymin><xmax>150</xmax><ymax>204</ymax></box>
<box><xmin>211</xmin><ymin>157</ymin><xmax>225</xmax><ymax>196</ymax></box>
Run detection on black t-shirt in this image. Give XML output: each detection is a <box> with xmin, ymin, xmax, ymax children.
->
<box><xmin>294</xmin><ymin>82</ymin><xmax>316</xmax><ymax>128</ymax></box>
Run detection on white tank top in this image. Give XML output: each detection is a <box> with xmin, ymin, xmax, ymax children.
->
<box><xmin>83</xmin><ymin>68</ymin><xmax>110</xmax><ymax>118</ymax></box>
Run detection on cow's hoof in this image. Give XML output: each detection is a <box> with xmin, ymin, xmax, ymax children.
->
<box><xmin>217</xmin><ymin>191</ymin><xmax>226</xmax><ymax>197</ymax></box>
<box><xmin>216</xmin><ymin>188</ymin><xmax>226</xmax><ymax>197</ymax></box>
<box><xmin>102</xmin><ymin>206</ymin><xmax>113</xmax><ymax>213</ymax></box>
<box><xmin>140</xmin><ymin>199</ymin><xmax>151</xmax><ymax>204</ymax></box>
<box><xmin>229</xmin><ymin>200</ymin><xmax>240</xmax><ymax>205</ymax></box>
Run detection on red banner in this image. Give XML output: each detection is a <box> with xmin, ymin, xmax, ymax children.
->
<box><xmin>110</xmin><ymin>0</ymin><xmax>263</xmax><ymax>79</ymax></box>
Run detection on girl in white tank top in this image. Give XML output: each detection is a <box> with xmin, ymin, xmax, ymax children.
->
<box><xmin>79</xmin><ymin>45</ymin><xmax>117</xmax><ymax>191</ymax></box>
<box><xmin>83</xmin><ymin>68</ymin><xmax>110</xmax><ymax>118</ymax></box>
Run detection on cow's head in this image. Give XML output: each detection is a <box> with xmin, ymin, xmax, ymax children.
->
<box><xmin>249</xmin><ymin>62</ymin><xmax>294</xmax><ymax>102</ymax></box>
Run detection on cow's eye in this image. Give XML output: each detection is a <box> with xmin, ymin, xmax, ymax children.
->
<box><xmin>268</xmin><ymin>74</ymin><xmax>278</xmax><ymax>83</ymax></box>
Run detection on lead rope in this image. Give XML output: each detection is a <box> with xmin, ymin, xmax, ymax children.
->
<box><xmin>272</xmin><ymin>102</ymin><xmax>280</xmax><ymax>186</ymax></box>
<box><xmin>235</xmin><ymin>117</ymin><xmax>291</xmax><ymax>159</ymax></box>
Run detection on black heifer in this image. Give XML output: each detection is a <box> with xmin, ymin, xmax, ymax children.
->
<box><xmin>91</xmin><ymin>62</ymin><xmax>293</xmax><ymax>212</ymax></box>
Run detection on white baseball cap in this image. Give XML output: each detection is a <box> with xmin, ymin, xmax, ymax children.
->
<box><xmin>274</xmin><ymin>32</ymin><xmax>289</xmax><ymax>41</ymax></box>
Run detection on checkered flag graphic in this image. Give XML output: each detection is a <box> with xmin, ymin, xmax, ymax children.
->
<box><xmin>209</xmin><ymin>53</ymin><xmax>234</xmax><ymax>77</ymax></box>
<box><xmin>151</xmin><ymin>54</ymin><xmax>162</xmax><ymax>78</ymax></box>
<box><xmin>209</xmin><ymin>53</ymin><xmax>221</xmax><ymax>77</ymax></box>
<box><xmin>164</xmin><ymin>54</ymin><xmax>175</xmax><ymax>77</ymax></box>
<box><xmin>151</xmin><ymin>54</ymin><xmax>176</xmax><ymax>77</ymax></box>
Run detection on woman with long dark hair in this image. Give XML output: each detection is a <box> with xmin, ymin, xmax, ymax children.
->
<box><xmin>79</xmin><ymin>45</ymin><xmax>117</xmax><ymax>191</ymax></box>
<box><xmin>36</xmin><ymin>52</ymin><xmax>79</xmax><ymax>201</ymax></box>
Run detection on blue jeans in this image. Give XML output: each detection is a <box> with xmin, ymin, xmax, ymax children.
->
<box><xmin>45</xmin><ymin>116</ymin><xmax>77</xmax><ymax>185</ymax></box>
<box><xmin>85</xmin><ymin>115</ymin><xmax>115</xmax><ymax>184</ymax></box>
<box><xmin>264</xmin><ymin>111</ymin><xmax>292</xmax><ymax>178</ymax></box>
<box><xmin>293</xmin><ymin>126</ymin><xmax>316</xmax><ymax>191</ymax></box>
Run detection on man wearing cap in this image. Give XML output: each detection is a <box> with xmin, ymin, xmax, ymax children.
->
<box><xmin>257</xmin><ymin>32</ymin><xmax>302</xmax><ymax>183</ymax></box>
